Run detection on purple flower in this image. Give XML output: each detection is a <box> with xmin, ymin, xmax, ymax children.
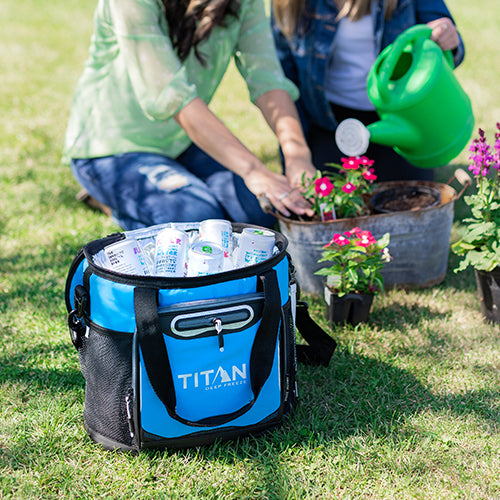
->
<box><xmin>468</xmin><ymin>128</ymin><xmax>495</xmax><ymax>176</ymax></box>
<box><xmin>493</xmin><ymin>122</ymin><xmax>500</xmax><ymax>170</ymax></box>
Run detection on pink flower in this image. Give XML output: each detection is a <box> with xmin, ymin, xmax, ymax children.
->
<box><xmin>341</xmin><ymin>157</ymin><xmax>361</xmax><ymax>170</ymax></box>
<box><xmin>358</xmin><ymin>156</ymin><xmax>375</xmax><ymax>167</ymax></box>
<box><xmin>354</xmin><ymin>230</ymin><xmax>376</xmax><ymax>247</ymax></box>
<box><xmin>342</xmin><ymin>182</ymin><xmax>356</xmax><ymax>194</ymax></box>
<box><xmin>314</xmin><ymin>177</ymin><xmax>334</xmax><ymax>196</ymax></box>
<box><xmin>363</xmin><ymin>168</ymin><xmax>377</xmax><ymax>182</ymax></box>
<box><xmin>331</xmin><ymin>233</ymin><xmax>350</xmax><ymax>246</ymax></box>
<box><xmin>350</xmin><ymin>227</ymin><xmax>362</xmax><ymax>234</ymax></box>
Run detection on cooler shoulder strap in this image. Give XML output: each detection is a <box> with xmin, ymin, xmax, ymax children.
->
<box><xmin>295</xmin><ymin>301</ymin><xmax>337</xmax><ymax>367</ymax></box>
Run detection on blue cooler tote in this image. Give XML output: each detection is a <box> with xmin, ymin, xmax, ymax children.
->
<box><xmin>65</xmin><ymin>223</ymin><xmax>336</xmax><ymax>451</ymax></box>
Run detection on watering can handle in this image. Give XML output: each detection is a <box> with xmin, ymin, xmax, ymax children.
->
<box><xmin>378</xmin><ymin>24</ymin><xmax>454</xmax><ymax>103</ymax></box>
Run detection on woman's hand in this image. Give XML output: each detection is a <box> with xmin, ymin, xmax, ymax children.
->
<box><xmin>284</xmin><ymin>155</ymin><xmax>318</xmax><ymax>189</ymax></box>
<box><xmin>245</xmin><ymin>167</ymin><xmax>315</xmax><ymax>218</ymax></box>
<box><xmin>427</xmin><ymin>18</ymin><xmax>460</xmax><ymax>52</ymax></box>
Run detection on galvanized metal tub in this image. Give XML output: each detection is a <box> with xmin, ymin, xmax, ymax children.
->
<box><xmin>277</xmin><ymin>177</ymin><xmax>467</xmax><ymax>296</ymax></box>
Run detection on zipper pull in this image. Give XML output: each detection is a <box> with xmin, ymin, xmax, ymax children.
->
<box><xmin>125</xmin><ymin>390</ymin><xmax>135</xmax><ymax>439</ymax></box>
<box><xmin>213</xmin><ymin>318</ymin><xmax>224</xmax><ymax>352</ymax></box>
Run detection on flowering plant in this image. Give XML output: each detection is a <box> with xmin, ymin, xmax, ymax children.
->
<box><xmin>301</xmin><ymin>156</ymin><xmax>378</xmax><ymax>220</ymax></box>
<box><xmin>315</xmin><ymin>228</ymin><xmax>391</xmax><ymax>296</ymax></box>
<box><xmin>452</xmin><ymin>124</ymin><xmax>500</xmax><ymax>272</ymax></box>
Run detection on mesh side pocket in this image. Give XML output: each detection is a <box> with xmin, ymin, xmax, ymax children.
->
<box><xmin>78</xmin><ymin>326</ymin><xmax>134</xmax><ymax>449</ymax></box>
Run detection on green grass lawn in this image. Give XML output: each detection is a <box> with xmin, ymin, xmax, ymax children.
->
<box><xmin>0</xmin><ymin>0</ymin><xmax>499</xmax><ymax>498</ymax></box>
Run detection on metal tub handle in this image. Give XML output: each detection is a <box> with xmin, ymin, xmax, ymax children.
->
<box><xmin>446</xmin><ymin>168</ymin><xmax>472</xmax><ymax>200</ymax></box>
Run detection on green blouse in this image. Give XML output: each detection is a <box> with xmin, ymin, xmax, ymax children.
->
<box><xmin>63</xmin><ymin>0</ymin><xmax>298</xmax><ymax>162</ymax></box>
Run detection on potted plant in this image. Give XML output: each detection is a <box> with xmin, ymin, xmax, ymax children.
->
<box><xmin>276</xmin><ymin>156</ymin><xmax>464</xmax><ymax>295</ymax></box>
<box><xmin>452</xmin><ymin>124</ymin><xmax>500</xmax><ymax>322</ymax></box>
<box><xmin>299</xmin><ymin>156</ymin><xmax>377</xmax><ymax>221</ymax></box>
<box><xmin>315</xmin><ymin>228</ymin><xmax>391</xmax><ymax>326</ymax></box>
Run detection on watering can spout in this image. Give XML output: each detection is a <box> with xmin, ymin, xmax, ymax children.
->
<box><xmin>334</xmin><ymin>117</ymin><xmax>418</xmax><ymax>158</ymax></box>
<box><xmin>367</xmin><ymin>118</ymin><xmax>417</xmax><ymax>150</ymax></box>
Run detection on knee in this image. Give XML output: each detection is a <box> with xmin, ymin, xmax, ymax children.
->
<box><xmin>144</xmin><ymin>196</ymin><xmax>226</xmax><ymax>225</ymax></box>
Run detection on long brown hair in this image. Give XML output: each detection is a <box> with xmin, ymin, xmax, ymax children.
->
<box><xmin>273</xmin><ymin>0</ymin><xmax>398</xmax><ymax>39</ymax></box>
<box><xmin>162</xmin><ymin>0</ymin><xmax>240</xmax><ymax>64</ymax></box>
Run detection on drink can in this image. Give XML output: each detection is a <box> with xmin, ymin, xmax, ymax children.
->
<box><xmin>234</xmin><ymin>228</ymin><xmax>275</xmax><ymax>267</ymax></box>
<box><xmin>199</xmin><ymin>219</ymin><xmax>233</xmax><ymax>256</ymax></box>
<box><xmin>125</xmin><ymin>223</ymin><xmax>172</xmax><ymax>271</ymax></box>
<box><xmin>136</xmin><ymin>238</ymin><xmax>157</xmax><ymax>272</ymax></box>
<box><xmin>103</xmin><ymin>239</ymin><xmax>151</xmax><ymax>276</ymax></box>
<box><xmin>199</xmin><ymin>219</ymin><xmax>234</xmax><ymax>271</ymax></box>
<box><xmin>187</xmin><ymin>241</ymin><xmax>224</xmax><ymax>276</ymax></box>
<box><xmin>154</xmin><ymin>228</ymin><xmax>189</xmax><ymax>277</ymax></box>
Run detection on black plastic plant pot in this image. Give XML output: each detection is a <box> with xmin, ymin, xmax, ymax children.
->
<box><xmin>324</xmin><ymin>289</ymin><xmax>374</xmax><ymax>327</ymax></box>
<box><xmin>475</xmin><ymin>268</ymin><xmax>500</xmax><ymax>323</ymax></box>
<box><xmin>370</xmin><ymin>185</ymin><xmax>441</xmax><ymax>213</ymax></box>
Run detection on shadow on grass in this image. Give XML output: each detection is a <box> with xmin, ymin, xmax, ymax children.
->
<box><xmin>180</xmin><ymin>347</ymin><xmax>499</xmax><ymax>494</ymax></box>
<box><xmin>291</xmin><ymin>348</ymin><xmax>499</xmax><ymax>440</ymax></box>
<box><xmin>139</xmin><ymin>345</ymin><xmax>498</xmax><ymax>500</ymax></box>
<box><xmin>0</xmin><ymin>239</ymin><xmax>85</xmax><ymax>315</ymax></box>
<box><xmin>0</xmin><ymin>342</ymin><xmax>84</xmax><ymax>393</ymax></box>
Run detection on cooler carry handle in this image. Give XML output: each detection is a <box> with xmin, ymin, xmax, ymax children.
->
<box><xmin>134</xmin><ymin>269</ymin><xmax>281</xmax><ymax>428</ymax></box>
<box><xmin>295</xmin><ymin>301</ymin><xmax>337</xmax><ymax>367</ymax></box>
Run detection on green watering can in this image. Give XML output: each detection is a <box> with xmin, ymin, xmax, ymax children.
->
<box><xmin>335</xmin><ymin>24</ymin><xmax>474</xmax><ymax>168</ymax></box>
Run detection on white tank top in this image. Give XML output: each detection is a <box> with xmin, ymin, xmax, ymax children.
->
<box><xmin>325</xmin><ymin>14</ymin><xmax>377</xmax><ymax>111</ymax></box>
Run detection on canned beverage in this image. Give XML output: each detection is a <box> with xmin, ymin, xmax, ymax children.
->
<box><xmin>125</xmin><ymin>223</ymin><xmax>172</xmax><ymax>271</ymax></box>
<box><xmin>136</xmin><ymin>239</ymin><xmax>156</xmax><ymax>272</ymax></box>
<box><xmin>154</xmin><ymin>228</ymin><xmax>189</xmax><ymax>277</ymax></box>
<box><xmin>199</xmin><ymin>219</ymin><xmax>233</xmax><ymax>256</ymax></box>
<box><xmin>103</xmin><ymin>239</ymin><xmax>151</xmax><ymax>276</ymax></box>
<box><xmin>199</xmin><ymin>219</ymin><xmax>234</xmax><ymax>271</ymax></box>
<box><xmin>187</xmin><ymin>241</ymin><xmax>224</xmax><ymax>276</ymax></box>
<box><xmin>234</xmin><ymin>228</ymin><xmax>275</xmax><ymax>267</ymax></box>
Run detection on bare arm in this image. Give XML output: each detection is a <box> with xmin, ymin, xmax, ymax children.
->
<box><xmin>256</xmin><ymin>89</ymin><xmax>317</xmax><ymax>188</ymax></box>
<box><xmin>174</xmin><ymin>97</ymin><xmax>314</xmax><ymax>217</ymax></box>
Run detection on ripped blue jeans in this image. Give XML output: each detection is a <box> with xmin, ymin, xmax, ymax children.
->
<box><xmin>71</xmin><ymin>145</ymin><xmax>275</xmax><ymax>230</ymax></box>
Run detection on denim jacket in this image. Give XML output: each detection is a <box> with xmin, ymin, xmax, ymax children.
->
<box><xmin>271</xmin><ymin>0</ymin><xmax>465</xmax><ymax>131</ymax></box>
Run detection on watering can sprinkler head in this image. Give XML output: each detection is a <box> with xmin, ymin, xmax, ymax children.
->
<box><xmin>335</xmin><ymin>118</ymin><xmax>371</xmax><ymax>157</ymax></box>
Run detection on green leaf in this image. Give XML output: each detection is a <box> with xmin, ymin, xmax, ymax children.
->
<box><xmin>377</xmin><ymin>232</ymin><xmax>391</xmax><ymax>248</ymax></box>
<box><xmin>373</xmin><ymin>275</ymin><xmax>385</xmax><ymax>293</ymax></box>
<box><xmin>464</xmin><ymin>222</ymin><xmax>496</xmax><ymax>240</ymax></box>
<box><xmin>452</xmin><ymin>240</ymin><xmax>477</xmax><ymax>253</ymax></box>
<box><xmin>347</xmin><ymin>268</ymin><xmax>358</xmax><ymax>285</ymax></box>
<box><xmin>315</xmin><ymin>266</ymin><xmax>340</xmax><ymax>276</ymax></box>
